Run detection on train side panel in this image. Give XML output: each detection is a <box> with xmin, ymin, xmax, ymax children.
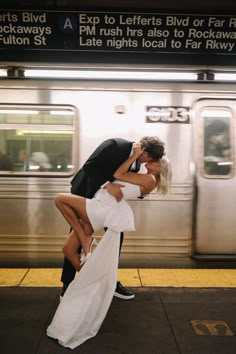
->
<box><xmin>0</xmin><ymin>80</ymin><xmax>235</xmax><ymax>266</ymax></box>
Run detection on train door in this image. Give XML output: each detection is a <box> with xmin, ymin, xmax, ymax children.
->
<box><xmin>193</xmin><ymin>98</ymin><xmax>236</xmax><ymax>256</ymax></box>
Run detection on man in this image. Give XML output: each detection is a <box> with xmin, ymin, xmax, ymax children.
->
<box><xmin>61</xmin><ymin>136</ymin><xmax>165</xmax><ymax>299</ymax></box>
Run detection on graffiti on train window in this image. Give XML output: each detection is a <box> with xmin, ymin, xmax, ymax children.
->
<box><xmin>0</xmin><ymin>107</ymin><xmax>75</xmax><ymax>174</ymax></box>
<box><xmin>202</xmin><ymin>109</ymin><xmax>232</xmax><ymax>176</ymax></box>
<box><xmin>146</xmin><ymin>106</ymin><xmax>190</xmax><ymax>123</ymax></box>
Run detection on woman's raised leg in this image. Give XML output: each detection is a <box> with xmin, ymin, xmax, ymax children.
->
<box><xmin>55</xmin><ymin>193</ymin><xmax>94</xmax><ymax>255</ymax></box>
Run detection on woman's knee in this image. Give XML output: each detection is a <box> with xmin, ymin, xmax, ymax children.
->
<box><xmin>54</xmin><ymin>193</ymin><xmax>59</xmax><ymax>205</ymax></box>
<box><xmin>62</xmin><ymin>243</ymin><xmax>67</xmax><ymax>255</ymax></box>
<box><xmin>62</xmin><ymin>242</ymin><xmax>71</xmax><ymax>257</ymax></box>
<box><xmin>62</xmin><ymin>242</ymin><xmax>77</xmax><ymax>259</ymax></box>
<box><xmin>54</xmin><ymin>193</ymin><xmax>64</xmax><ymax>208</ymax></box>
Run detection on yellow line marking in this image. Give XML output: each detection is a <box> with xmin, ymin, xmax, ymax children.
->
<box><xmin>20</xmin><ymin>268</ymin><xmax>61</xmax><ymax>287</ymax></box>
<box><xmin>117</xmin><ymin>269</ymin><xmax>141</xmax><ymax>286</ymax></box>
<box><xmin>0</xmin><ymin>268</ymin><xmax>29</xmax><ymax>286</ymax></box>
<box><xmin>139</xmin><ymin>269</ymin><xmax>236</xmax><ymax>287</ymax></box>
<box><xmin>1</xmin><ymin>268</ymin><xmax>236</xmax><ymax>287</ymax></box>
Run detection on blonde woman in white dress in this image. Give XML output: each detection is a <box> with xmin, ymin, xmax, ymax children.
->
<box><xmin>47</xmin><ymin>144</ymin><xmax>172</xmax><ymax>349</ymax></box>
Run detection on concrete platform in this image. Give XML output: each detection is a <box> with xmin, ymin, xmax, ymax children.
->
<box><xmin>1</xmin><ymin>287</ymin><xmax>236</xmax><ymax>354</ymax></box>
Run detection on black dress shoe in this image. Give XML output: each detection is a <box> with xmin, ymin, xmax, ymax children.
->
<box><xmin>114</xmin><ymin>281</ymin><xmax>135</xmax><ymax>300</ymax></box>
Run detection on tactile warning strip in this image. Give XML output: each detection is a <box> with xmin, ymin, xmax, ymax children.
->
<box><xmin>138</xmin><ymin>269</ymin><xmax>236</xmax><ymax>287</ymax></box>
<box><xmin>0</xmin><ymin>268</ymin><xmax>236</xmax><ymax>287</ymax></box>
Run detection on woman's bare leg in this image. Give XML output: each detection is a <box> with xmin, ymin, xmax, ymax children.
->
<box><xmin>63</xmin><ymin>230</ymin><xmax>82</xmax><ymax>272</ymax></box>
<box><xmin>55</xmin><ymin>193</ymin><xmax>93</xmax><ymax>254</ymax></box>
<box><xmin>80</xmin><ymin>219</ymin><xmax>94</xmax><ymax>237</ymax></box>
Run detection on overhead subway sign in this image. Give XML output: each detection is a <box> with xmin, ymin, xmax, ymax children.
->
<box><xmin>1</xmin><ymin>10</ymin><xmax>236</xmax><ymax>64</ymax></box>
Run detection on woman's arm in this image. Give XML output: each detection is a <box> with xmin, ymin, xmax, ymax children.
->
<box><xmin>114</xmin><ymin>144</ymin><xmax>142</xmax><ymax>178</ymax></box>
<box><xmin>113</xmin><ymin>144</ymin><xmax>155</xmax><ymax>193</ymax></box>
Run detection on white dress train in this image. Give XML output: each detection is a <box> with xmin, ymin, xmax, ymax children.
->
<box><xmin>47</xmin><ymin>182</ymin><xmax>141</xmax><ymax>349</ymax></box>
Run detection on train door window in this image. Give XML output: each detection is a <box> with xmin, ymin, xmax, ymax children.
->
<box><xmin>201</xmin><ymin>108</ymin><xmax>233</xmax><ymax>177</ymax></box>
<box><xmin>0</xmin><ymin>106</ymin><xmax>76</xmax><ymax>175</ymax></box>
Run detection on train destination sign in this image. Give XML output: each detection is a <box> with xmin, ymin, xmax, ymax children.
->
<box><xmin>1</xmin><ymin>10</ymin><xmax>236</xmax><ymax>65</ymax></box>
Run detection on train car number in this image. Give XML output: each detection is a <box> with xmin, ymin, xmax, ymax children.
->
<box><xmin>146</xmin><ymin>106</ymin><xmax>190</xmax><ymax>123</ymax></box>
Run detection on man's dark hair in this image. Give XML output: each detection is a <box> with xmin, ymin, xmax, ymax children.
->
<box><xmin>140</xmin><ymin>136</ymin><xmax>165</xmax><ymax>160</ymax></box>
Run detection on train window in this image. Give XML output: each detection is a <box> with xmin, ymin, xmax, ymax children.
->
<box><xmin>0</xmin><ymin>107</ymin><xmax>75</xmax><ymax>175</ymax></box>
<box><xmin>202</xmin><ymin>109</ymin><xmax>232</xmax><ymax>177</ymax></box>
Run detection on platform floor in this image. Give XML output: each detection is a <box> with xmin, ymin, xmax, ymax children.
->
<box><xmin>1</xmin><ymin>286</ymin><xmax>236</xmax><ymax>354</ymax></box>
<box><xmin>0</xmin><ymin>268</ymin><xmax>236</xmax><ymax>354</ymax></box>
<box><xmin>1</xmin><ymin>269</ymin><xmax>236</xmax><ymax>354</ymax></box>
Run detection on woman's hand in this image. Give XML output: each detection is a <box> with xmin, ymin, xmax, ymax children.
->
<box><xmin>105</xmin><ymin>182</ymin><xmax>125</xmax><ymax>202</ymax></box>
<box><xmin>132</xmin><ymin>143</ymin><xmax>144</xmax><ymax>157</ymax></box>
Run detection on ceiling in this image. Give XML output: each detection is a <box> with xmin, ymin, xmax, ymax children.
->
<box><xmin>1</xmin><ymin>0</ymin><xmax>236</xmax><ymax>12</ymax></box>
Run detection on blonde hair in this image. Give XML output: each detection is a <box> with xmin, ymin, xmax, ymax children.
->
<box><xmin>156</xmin><ymin>157</ymin><xmax>172</xmax><ymax>195</ymax></box>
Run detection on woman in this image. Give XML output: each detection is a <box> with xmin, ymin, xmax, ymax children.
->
<box><xmin>47</xmin><ymin>144</ymin><xmax>172</xmax><ymax>349</ymax></box>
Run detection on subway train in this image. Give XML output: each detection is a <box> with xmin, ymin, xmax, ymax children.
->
<box><xmin>0</xmin><ymin>66</ymin><xmax>236</xmax><ymax>267</ymax></box>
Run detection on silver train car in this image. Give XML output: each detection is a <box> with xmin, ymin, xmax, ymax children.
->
<box><xmin>0</xmin><ymin>67</ymin><xmax>236</xmax><ymax>266</ymax></box>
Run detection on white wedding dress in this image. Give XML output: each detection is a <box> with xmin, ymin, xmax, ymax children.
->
<box><xmin>47</xmin><ymin>181</ymin><xmax>141</xmax><ymax>349</ymax></box>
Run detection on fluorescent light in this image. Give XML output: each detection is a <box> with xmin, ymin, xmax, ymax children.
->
<box><xmin>217</xmin><ymin>161</ymin><xmax>233</xmax><ymax>166</ymax></box>
<box><xmin>29</xmin><ymin>165</ymin><xmax>40</xmax><ymax>170</ymax></box>
<box><xmin>0</xmin><ymin>109</ymin><xmax>39</xmax><ymax>114</ymax></box>
<box><xmin>214</xmin><ymin>73</ymin><xmax>236</xmax><ymax>81</ymax></box>
<box><xmin>0</xmin><ymin>69</ymin><xmax>7</xmax><ymax>77</ymax></box>
<box><xmin>50</xmin><ymin>110</ymin><xmax>74</xmax><ymax>115</ymax></box>
<box><xmin>24</xmin><ymin>69</ymin><xmax>197</xmax><ymax>81</ymax></box>
<box><xmin>57</xmin><ymin>164</ymin><xmax>74</xmax><ymax>169</ymax></box>
<box><xmin>16</xmin><ymin>130</ymin><xmax>73</xmax><ymax>135</ymax></box>
<box><xmin>200</xmin><ymin>110</ymin><xmax>231</xmax><ymax>118</ymax></box>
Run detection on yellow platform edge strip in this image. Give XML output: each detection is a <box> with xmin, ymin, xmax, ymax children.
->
<box><xmin>0</xmin><ymin>268</ymin><xmax>236</xmax><ymax>287</ymax></box>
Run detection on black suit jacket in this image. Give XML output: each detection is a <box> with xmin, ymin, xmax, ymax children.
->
<box><xmin>71</xmin><ymin>138</ymin><xmax>138</xmax><ymax>198</ymax></box>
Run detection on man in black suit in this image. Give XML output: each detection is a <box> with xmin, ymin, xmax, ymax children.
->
<box><xmin>61</xmin><ymin>136</ymin><xmax>165</xmax><ymax>299</ymax></box>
